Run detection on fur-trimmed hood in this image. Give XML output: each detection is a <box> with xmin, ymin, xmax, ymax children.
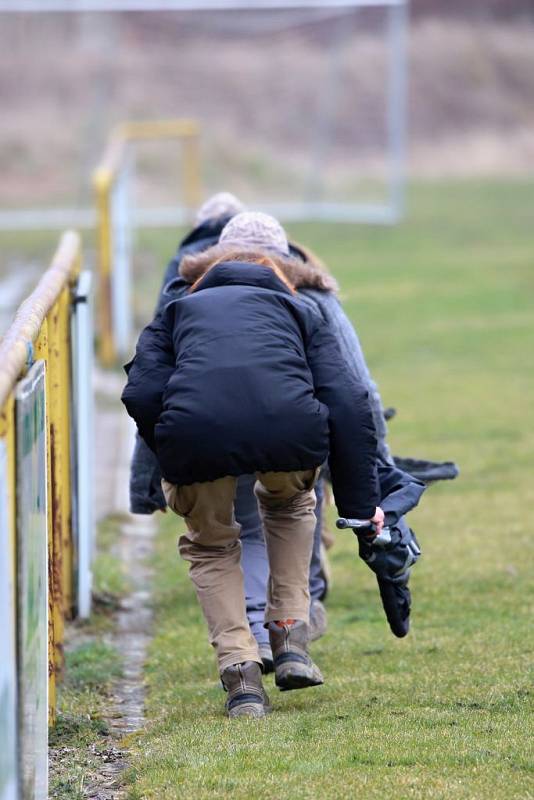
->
<box><xmin>179</xmin><ymin>241</ymin><xmax>338</xmax><ymax>293</ymax></box>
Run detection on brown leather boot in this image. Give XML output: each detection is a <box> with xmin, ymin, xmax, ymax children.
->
<box><xmin>268</xmin><ymin>620</ymin><xmax>324</xmax><ymax>691</ymax></box>
<box><xmin>220</xmin><ymin>661</ymin><xmax>272</xmax><ymax>718</ymax></box>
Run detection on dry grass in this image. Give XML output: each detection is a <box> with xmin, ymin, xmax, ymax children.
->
<box><xmin>1</xmin><ymin>17</ymin><xmax>533</xmax><ymax>209</ymax></box>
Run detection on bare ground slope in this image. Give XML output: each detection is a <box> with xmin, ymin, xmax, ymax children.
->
<box><xmin>1</xmin><ymin>16</ymin><xmax>533</xmax><ymax>209</ymax></box>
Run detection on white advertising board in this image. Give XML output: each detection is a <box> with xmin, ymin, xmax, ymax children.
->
<box><xmin>15</xmin><ymin>361</ymin><xmax>48</xmax><ymax>800</ymax></box>
<box><xmin>0</xmin><ymin>438</ymin><xmax>18</xmax><ymax>800</ymax></box>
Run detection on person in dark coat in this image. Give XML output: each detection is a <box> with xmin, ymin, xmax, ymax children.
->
<box><xmin>128</xmin><ymin>193</ymin><xmax>390</xmax><ymax>663</ymax></box>
<box><xmin>122</xmin><ymin>212</ymin><xmax>383</xmax><ymax>718</ymax></box>
<box><xmin>130</xmin><ymin>193</ymin><xmax>338</xmax><ymax>665</ymax></box>
<box><xmin>131</xmin><ymin>194</ymin><xmax>432</xmax><ymax>651</ymax></box>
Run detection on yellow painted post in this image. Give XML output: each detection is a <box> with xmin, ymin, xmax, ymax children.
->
<box><xmin>94</xmin><ymin>119</ymin><xmax>203</xmax><ymax>366</ymax></box>
<box><xmin>183</xmin><ymin>130</ymin><xmax>202</xmax><ymax>217</ymax></box>
<box><xmin>34</xmin><ymin>319</ymin><xmax>59</xmax><ymax>724</ymax></box>
<box><xmin>44</xmin><ymin>300</ymin><xmax>70</xmax><ymax>684</ymax></box>
<box><xmin>94</xmin><ymin>170</ymin><xmax>115</xmax><ymax>367</ymax></box>
<box><xmin>49</xmin><ymin>286</ymin><xmax>75</xmax><ymax>619</ymax></box>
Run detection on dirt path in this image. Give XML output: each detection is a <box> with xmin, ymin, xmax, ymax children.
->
<box><xmin>82</xmin><ymin>371</ymin><xmax>157</xmax><ymax>799</ymax></box>
<box><xmin>83</xmin><ymin>513</ymin><xmax>156</xmax><ymax>800</ymax></box>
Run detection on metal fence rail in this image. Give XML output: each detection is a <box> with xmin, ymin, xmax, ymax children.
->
<box><xmin>0</xmin><ymin>230</ymin><xmax>94</xmax><ymax>797</ymax></box>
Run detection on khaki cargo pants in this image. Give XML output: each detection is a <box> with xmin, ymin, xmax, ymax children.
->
<box><xmin>162</xmin><ymin>470</ymin><xmax>318</xmax><ymax>672</ymax></box>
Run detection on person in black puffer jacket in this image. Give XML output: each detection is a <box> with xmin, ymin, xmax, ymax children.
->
<box><xmin>129</xmin><ymin>194</ymin><xmax>336</xmax><ymax>666</ymax></box>
<box><xmin>122</xmin><ymin>212</ymin><xmax>383</xmax><ymax>717</ymax></box>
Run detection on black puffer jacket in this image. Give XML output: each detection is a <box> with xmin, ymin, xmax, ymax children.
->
<box><xmin>122</xmin><ymin>260</ymin><xmax>379</xmax><ymax>519</ymax></box>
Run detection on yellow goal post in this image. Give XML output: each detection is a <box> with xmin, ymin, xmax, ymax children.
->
<box><xmin>93</xmin><ymin>118</ymin><xmax>202</xmax><ymax>367</ymax></box>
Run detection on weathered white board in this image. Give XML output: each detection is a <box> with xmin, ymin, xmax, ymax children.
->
<box><xmin>16</xmin><ymin>361</ymin><xmax>48</xmax><ymax>800</ymax></box>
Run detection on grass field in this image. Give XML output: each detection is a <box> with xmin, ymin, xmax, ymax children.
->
<box><xmin>121</xmin><ymin>180</ymin><xmax>534</xmax><ymax>799</ymax></box>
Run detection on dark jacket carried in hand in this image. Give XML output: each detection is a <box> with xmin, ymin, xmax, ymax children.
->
<box><xmin>122</xmin><ymin>260</ymin><xmax>379</xmax><ymax>520</ymax></box>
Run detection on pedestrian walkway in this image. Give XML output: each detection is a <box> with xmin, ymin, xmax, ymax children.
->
<box><xmin>93</xmin><ymin>369</ymin><xmax>137</xmax><ymax>521</ymax></box>
<box><xmin>87</xmin><ymin>368</ymin><xmax>157</xmax><ymax>798</ymax></box>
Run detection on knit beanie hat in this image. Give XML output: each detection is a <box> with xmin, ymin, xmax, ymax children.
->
<box><xmin>219</xmin><ymin>211</ymin><xmax>290</xmax><ymax>256</ymax></box>
<box><xmin>195</xmin><ymin>192</ymin><xmax>245</xmax><ymax>226</ymax></box>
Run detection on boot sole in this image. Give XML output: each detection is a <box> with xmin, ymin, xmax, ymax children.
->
<box><xmin>275</xmin><ymin>665</ymin><xmax>324</xmax><ymax>692</ymax></box>
<box><xmin>227</xmin><ymin>695</ymin><xmax>273</xmax><ymax>718</ymax></box>
<box><xmin>228</xmin><ymin>703</ymin><xmax>267</xmax><ymax>719</ymax></box>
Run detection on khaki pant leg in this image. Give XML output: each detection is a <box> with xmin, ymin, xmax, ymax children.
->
<box><xmin>162</xmin><ymin>476</ymin><xmax>260</xmax><ymax>673</ymax></box>
<box><xmin>254</xmin><ymin>469</ymin><xmax>319</xmax><ymax>625</ymax></box>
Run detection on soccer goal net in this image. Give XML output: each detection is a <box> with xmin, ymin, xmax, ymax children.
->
<box><xmin>84</xmin><ymin>0</ymin><xmax>408</xmax><ymax>226</ymax></box>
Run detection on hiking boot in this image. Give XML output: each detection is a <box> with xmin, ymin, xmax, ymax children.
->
<box><xmin>309</xmin><ymin>599</ymin><xmax>328</xmax><ymax>642</ymax></box>
<box><xmin>258</xmin><ymin>643</ymin><xmax>274</xmax><ymax>674</ymax></box>
<box><xmin>220</xmin><ymin>661</ymin><xmax>271</xmax><ymax>719</ymax></box>
<box><xmin>268</xmin><ymin>620</ymin><xmax>324</xmax><ymax>691</ymax></box>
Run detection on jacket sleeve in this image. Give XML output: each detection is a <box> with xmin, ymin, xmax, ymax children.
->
<box><xmin>304</xmin><ymin>316</ymin><xmax>380</xmax><ymax>519</ymax></box>
<box><xmin>129</xmin><ymin>433</ymin><xmax>166</xmax><ymax>514</ymax></box>
<box><xmin>121</xmin><ymin>307</ymin><xmax>175</xmax><ymax>452</ymax></box>
<box><xmin>299</xmin><ymin>289</ymin><xmax>393</xmax><ymax>464</ymax></box>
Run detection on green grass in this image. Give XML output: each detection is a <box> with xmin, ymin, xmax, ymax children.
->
<box><xmin>49</xmin><ymin>514</ymin><xmax>129</xmax><ymax>798</ymax></box>
<box><xmin>130</xmin><ymin>179</ymin><xmax>533</xmax><ymax>798</ymax></box>
<box><xmin>64</xmin><ymin>641</ymin><xmax>123</xmax><ymax>691</ymax></box>
<box><xmin>48</xmin><ymin>640</ymin><xmax>123</xmax><ymax>799</ymax></box>
<box><xmin>91</xmin><ymin>514</ymin><xmax>132</xmax><ymax>610</ymax></box>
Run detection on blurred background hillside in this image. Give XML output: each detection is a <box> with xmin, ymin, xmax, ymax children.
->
<box><xmin>1</xmin><ymin>0</ymin><xmax>533</xmax><ymax>212</ymax></box>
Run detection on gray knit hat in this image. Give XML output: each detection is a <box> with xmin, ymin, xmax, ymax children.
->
<box><xmin>195</xmin><ymin>192</ymin><xmax>245</xmax><ymax>226</ymax></box>
<box><xmin>219</xmin><ymin>211</ymin><xmax>290</xmax><ymax>256</ymax></box>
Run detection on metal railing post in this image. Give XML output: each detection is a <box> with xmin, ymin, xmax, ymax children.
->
<box><xmin>93</xmin><ymin>118</ymin><xmax>203</xmax><ymax>366</ymax></box>
<box><xmin>34</xmin><ymin>319</ymin><xmax>59</xmax><ymax>723</ymax></box>
<box><xmin>94</xmin><ymin>170</ymin><xmax>116</xmax><ymax>367</ymax></box>
<box><xmin>183</xmin><ymin>127</ymin><xmax>202</xmax><ymax>218</ymax></box>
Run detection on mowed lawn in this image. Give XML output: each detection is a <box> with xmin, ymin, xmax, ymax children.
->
<box><xmin>125</xmin><ymin>180</ymin><xmax>534</xmax><ymax>800</ymax></box>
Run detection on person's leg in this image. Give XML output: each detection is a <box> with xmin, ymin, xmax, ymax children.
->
<box><xmin>308</xmin><ymin>477</ymin><xmax>326</xmax><ymax>601</ymax></box>
<box><xmin>234</xmin><ymin>475</ymin><xmax>270</xmax><ymax>649</ymax></box>
<box><xmin>162</xmin><ymin>476</ymin><xmax>261</xmax><ymax>673</ymax></box>
<box><xmin>255</xmin><ymin>469</ymin><xmax>324</xmax><ymax>690</ymax></box>
<box><xmin>308</xmin><ymin>477</ymin><xmax>329</xmax><ymax>641</ymax></box>
<box><xmin>238</xmin><ymin>473</ymin><xmax>327</xmax><ymax>650</ymax></box>
<box><xmin>255</xmin><ymin>469</ymin><xmax>318</xmax><ymax>625</ymax></box>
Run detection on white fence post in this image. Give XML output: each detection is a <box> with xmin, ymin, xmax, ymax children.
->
<box><xmin>71</xmin><ymin>271</ymin><xmax>95</xmax><ymax>619</ymax></box>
